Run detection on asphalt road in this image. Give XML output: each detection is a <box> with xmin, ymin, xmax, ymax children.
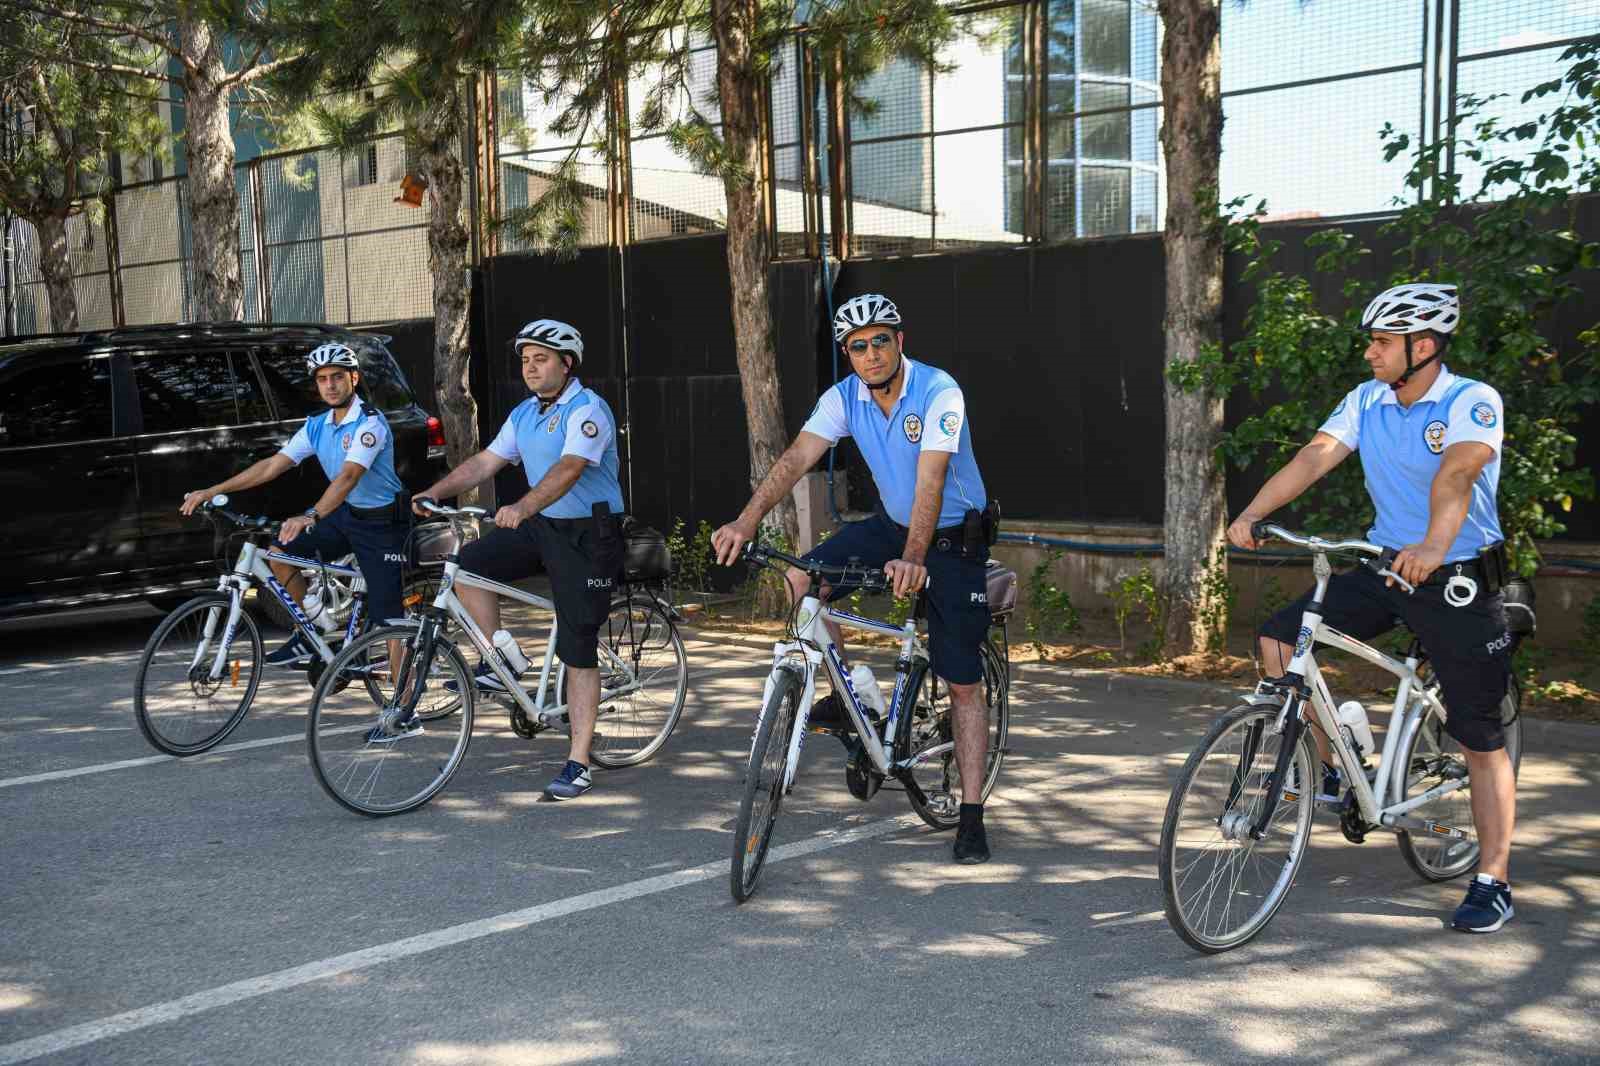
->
<box><xmin>1</xmin><ymin>606</ymin><xmax>1597</xmax><ymax>1065</ymax></box>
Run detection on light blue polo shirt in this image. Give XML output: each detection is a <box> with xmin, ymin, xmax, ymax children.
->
<box><xmin>487</xmin><ymin>378</ymin><xmax>624</xmax><ymax>520</ymax></box>
<box><xmin>280</xmin><ymin>401</ymin><xmax>406</xmax><ymax>509</ymax></box>
<box><xmin>1318</xmin><ymin>368</ymin><xmax>1504</xmax><ymax>561</ymax></box>
<box><xmin>802</xmin><ymin>356</ymin><xmax>987</xmax><ymax>528</ymax></box>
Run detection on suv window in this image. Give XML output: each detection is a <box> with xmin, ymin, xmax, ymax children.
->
<box><xmin>0</xmin><ymin>356</ymin><xmax>115</xmax><ymax>447</ymax></box>
<box><xmin>253</xmin><ymin>340</ymin><xmax>415</xmax><ymax>417</ymax></box>
<box><xmin>130</xmin><ymin>350</ymin><xmax>245</xmax><ymax>433</ymax></box>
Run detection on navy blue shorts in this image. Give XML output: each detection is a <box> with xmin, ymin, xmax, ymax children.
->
<box><xmin>275</xmin><ymin>506</ymin><xmax>410</xmax><ymax>626</ymax></box>
<box><xmin>1260</xmin><ymin>564</ymin><xmax>1512</xmax><ymax>752</ymax></box>
<box><xmin>804</xmin><ymin>513</ymin><xmax>990</xmax><ymax>685</ymax></box>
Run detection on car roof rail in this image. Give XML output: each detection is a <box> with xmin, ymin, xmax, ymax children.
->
<box><xmin>79</xmin><ymin>321</ymin><xmax>349</xmax><ymax>345</ymax></box>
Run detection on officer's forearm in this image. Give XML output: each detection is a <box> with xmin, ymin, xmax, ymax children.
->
<box><xmin>737</xmin><ymin>442</ymin><xmax>812</xmax><ymax>529</ymax></box>
<box><xmin>427</xmin><ymin>451</ymin><xmax>501</xmax><ymax>502</ymax></box>
<box><xmin>901</xmin><ymin>468</ymin><xmax>946</xmax><ymax>566</ymax></box>
<box><xmin>308</xmin><ymin>470</ymin><xmax>363</xmax><ymax>519</ymax></box>
<box><xmin>517</xmin><ymin>459</ymin><xmax>586</xmax><ymax>516</ymax></box>
<box><xmin>1422</xmin><ymin>467</ymin><xmax>1475</xmax><ymax>552</ymax></box>
<box><xmin>212</xmin><ymin>455</ymin><xmax>290</xmax><ymax>495</ymax></box>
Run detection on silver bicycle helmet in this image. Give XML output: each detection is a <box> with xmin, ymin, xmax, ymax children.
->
<box><xmin>305</xmin><ymin>342</ymin><xmax>360</xmax><ymax>372</ymax></box>
<box><xmin>832</xmin><ymin>293</ymin><xmax>902</xmax><ymax>342</ymax></box>
<box><xmin>1360</xmin><ymin>283</ymin><xmax>1460</xmax><ymax>335</ymax></box>
<box><xmin>515</xmin><ymin>318</ymin><xmax>584</xmax><ymax>366</ymax></box>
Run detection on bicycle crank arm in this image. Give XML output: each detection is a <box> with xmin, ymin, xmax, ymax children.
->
<box><xmin>1380</xmin><ymin>814</ymin><xmax>1469</xmax><ymax>840</ymax></box>
<box><xmin>892</xmin><ymin>743</ymin><xmax>1009</xmax><ymax>772</ymax></box>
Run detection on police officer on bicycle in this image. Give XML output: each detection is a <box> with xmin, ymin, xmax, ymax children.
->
<box><xmin>711</xmin><ymin>293</ymin><xmax>998</xmax><ymax>865</ymax></box>
<box><xmin>181</xmin><ymin>342</ymin><xmax>411</xmax><ymax>668</ymax></box>
<box><xmin>1228</xmin><ymin>283</ymin><xmax>1519</xmax><ymax>933</ymax></box>
<box><xmin>414</xmin><ymin>319</ymin><xmax>624</xmax><ymax>801</ymax></box>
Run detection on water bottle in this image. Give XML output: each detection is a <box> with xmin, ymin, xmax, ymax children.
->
<box><xmin>302</xmin><ymin>590</ymin><xmax>337</xmax><ymax>632</ymax></box>
<box><xmin>492</xmin><ymin>629</ymin><xmax>530</xmax><ymax>676</ymax></box>
<box><xmin>850</xmin><ymin>664</ymin><xmax>887</xmax><ymax>722</ymax></box>
<box><xmin>1335</xmin><ymin>700</ymin><xmax>1375</xmax><ymax>761</ymax></box>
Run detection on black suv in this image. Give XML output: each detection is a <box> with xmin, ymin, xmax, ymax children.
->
<box><xmin>0</xmin><ymin>323</ymin><xmax>444</xmax><ymax>619</ymax></box>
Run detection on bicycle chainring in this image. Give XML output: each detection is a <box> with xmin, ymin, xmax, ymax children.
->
<box><xmin>1338</xmin><ymin>794</ymin><xmax>1371</xmax><ymax>844</ymax></box>
<box><xmin>844</xmin><ymin>743</ymin><xmax>882</xmax><ymax>802</ymax></box>
<box><xmin>509</xmin><ymin>705</ymin><xmax>541</xmax><ymax>739</ymax></box>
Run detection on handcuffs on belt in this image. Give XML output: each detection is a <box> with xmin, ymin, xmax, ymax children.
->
<box><xmin>1443</xmin><ymin>564</ymin><xmax>1479</xmax><ymax>608</ymax></box>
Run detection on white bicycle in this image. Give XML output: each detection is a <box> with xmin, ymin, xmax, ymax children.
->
<box><xmin>1158</xmin><ymin>523</ymin><xmax>1525</xmax><ymax>952</ymax></box>
<box><xmin>304</xmin><ymin>501</ymin><xmax>688</xmax><ymax>816</ymax></box>
<box><xmin>730</xmin><ymin>542</ymin><xmax>1009</xmax><ymax>902</ymax></box>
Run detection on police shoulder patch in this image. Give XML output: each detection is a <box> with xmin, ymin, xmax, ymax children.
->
<box><xmin>938</xmin><ymin>411</ymin><xmax>960</xmax><ymax>437</ymax></box>
<box><xmin>1470</xmin><ymin>401</ymin><xmax>1497</xmax><ymax>429</ymax></box>
<box><xmin>1424</xmin><ymin>419</ymin><xmax>1447</xmax><ymax>455</ymax></box>
<box><xmin>580</xmin><ymin>420</ymin><xmax>599</xmax><ymax>439</ymax></box>
<box><xmin>359</xmin><ymin>430</ymin><xmax>377</xmax><ymax>448</ymax></box>
<box><xmin>902</xmin><ymin>413</ymin><xmax>923</xmax><ymax>443</ymax></box>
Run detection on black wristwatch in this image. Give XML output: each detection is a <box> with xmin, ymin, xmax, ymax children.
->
<box><xmin>302</xmin><ymin>508</ymin><xmax>319</xmax><ymax>529</ymax></box>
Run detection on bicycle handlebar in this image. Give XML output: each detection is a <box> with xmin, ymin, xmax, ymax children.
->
<box><xmin>198</xmin><ymin>495</ymin><xmax>274</xmax><ymax>532</ymax></box>
<box><xmin>1251</xmin><ymin>522</ymin><xmax>1385</xmax><ymax>559</ymax></box>
<box><xmin>415</xmin><ymin>498</ymin><xmax>490</xmax><ymax>520</ymax></box>
<box><xmin>741</xmin><ymin>541</ymin><xmax>929</xmax><ymax>596</ymax></box>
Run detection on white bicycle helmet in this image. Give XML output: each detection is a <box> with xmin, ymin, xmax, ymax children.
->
<box><xmin>832</xmin><ymin>293</ymin><xmax>902</xmax><ymax>342</ymax></box>
<box><xmin>515</xmin><ymin>318</ymin><xmax>584</xmax><ymax>366</ymax></box>
<box><xmin>305</xmin><ymin>342</ymin><xmax>360</xmax><ymax>372</ymax></box>
<box><xmin>1360</xmin><ymin>283</ymin><xmax>1460</xmax><ymax>335</ymax></box>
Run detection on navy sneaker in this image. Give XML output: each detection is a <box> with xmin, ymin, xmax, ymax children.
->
<box><xmin>544</xmin><ymin>759</ymin><xmax>593</xmax><ymax>801</ymax></box>
<box><xmin>1452</xmin><ymin>873</ymin><xmax>1514</xmax><ymax>933</ymax></box>
<box><xmin>265</xmin><ymin>632</ymin><xmax>317</xmax><ymax>667</ymax></box>
<box><xmin>953</xmin><ymin>804</ymin><xmax>990</xmax><ymax>864</ymax></box>
<box><xmin>364</xmin><ymin>708</ymin><xmax>422</xmax><ymax>744</ymax></box>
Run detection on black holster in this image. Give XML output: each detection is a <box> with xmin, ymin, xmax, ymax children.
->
<box><xmin>1477</xmin><ymin>540</ymin><xmax>1509</xmax><ymax>594</ymax></box>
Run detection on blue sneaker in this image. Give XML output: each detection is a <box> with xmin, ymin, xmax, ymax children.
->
<box><xmin>544</xmin><ymin>760</ymin><xmax>593</xmax><ymax>801</ymax></box>
<box><xmin>445</xmin><ymin>660</ymin><xmax>521</xmax><ymax>694</ymax></box>
<box><xmin>265</xmin><ymin>632</ymin><xmax>317</xmax><ymax>667</ymax></box>
<box><xmin>1452</xmin><ymin>873</ymin><xmax>1514</xmax><ymax>933</ymax></box>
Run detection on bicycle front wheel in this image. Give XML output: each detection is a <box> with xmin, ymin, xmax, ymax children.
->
<box><xmin>307</xmin><ymin>624</ymin><xmax>475</xmax><ymax>816</ymax></box>
<box><xmin>901</xmin><ymin>639</ymin><xmax>1009</xmax><ymax>830</ymax></box>
<box><xmin>1159</xmin><ymin>703</ymin><xmax>1317</xmax><ymax>954</ymax></box>
<box><xmin>134</xmin><ymin>594</ymin><xmax>263</xmax><ymax>756</ymax></box>
<box><xmin>730</xmin><ymin>668</ymin><xmax>802</xmax><ymax>903</ymax></box>
<box><xmin>1396</xmin><ymin>678</ymin><xmax>1523</xmax><ymax>882</ymax></box>
<box><xmin>587</xmin><ymin>594</ymin><xmax>689</xmax><ymax>769</ymax></box>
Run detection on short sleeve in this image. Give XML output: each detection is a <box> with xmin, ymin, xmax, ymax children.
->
<box><xmin>487</xmin><ymin>411</ymin><xmax>522</xmax><ymax>465</ymax></box>
<box><xmin>343</xmin><ymin>416</ymin><xmax>389</xmax><ymax>470</ymax></box>
<box><xmin>1317</xmin><ymin>386</ymin><xmax>1363</xmax><ymax>450</ymax></box>
<box><xmin>800</xmin><ymin>387</ymin><xmax>850</xmax><ymax>443</ymax></box>
<box><xmin>922</xmin><ymin>386</ymin><xmax>966</xmax><ymax>454</ymax></box>
<box><xmin>278</xmin><ymin>422</ymin><xmax>315</xmax><ymax>465</ymax></box>
<box><xmin>1444</xmin><ymin>383</ymin><xmax>1504</xmax><ymax>456</ymax></box>
<box><xmin>562</xmin><ymin>401</ymin><xmax>613</xmax><ymax>464</ymax></box>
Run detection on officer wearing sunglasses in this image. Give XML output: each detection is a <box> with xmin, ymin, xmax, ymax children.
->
<box><xmin>712</xmin><ymin>293</ymin><xmax>996</xmax><ymax>864</ymax></box>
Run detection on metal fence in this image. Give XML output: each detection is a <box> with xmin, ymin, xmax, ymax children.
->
<box><xmin>2</xmin><ymin>0</ymin><xmax>1591</xmax><ymax>336</ymax></box>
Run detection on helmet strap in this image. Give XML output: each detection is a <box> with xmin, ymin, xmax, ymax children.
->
<box><xmin>864</xmin><ymin>351</ymin><xmax>904</xmax><ymax>393</ymax></box>
<box><xmin>1390</xmin><ymin>333</ymin><xmax>1440</xmax><ymax>391</ymax></box>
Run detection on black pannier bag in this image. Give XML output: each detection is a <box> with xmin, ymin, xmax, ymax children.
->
<box><xmin>1501</xmin><ymin>575</ymin><xmax>1536</xmax><ymax>646</ymax></box>
<box><xmin>985</xmin><ymin>559</ymin><xmax>1018</xmax><ymax>619</ymax></box>
<box><xmin>408</xmin><ymin>519</ymin><xmax>471</xmax><ymax>569</ymax></box>
<box><xmin>621</xmin><ymin>516</ymin><xmax>672</xmax><ymax>583</ymax></box>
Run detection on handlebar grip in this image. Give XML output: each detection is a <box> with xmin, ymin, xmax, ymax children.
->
<box><xmin>1250</xmin><ymin>521</ymin><xmax>1273</xmax><ymax>542</ymax></box>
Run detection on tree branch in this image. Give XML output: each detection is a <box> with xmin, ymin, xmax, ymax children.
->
<box><xmin>230</xmin><ymin>51</ymin><xmax>308</xmax><ymax>86</ymax></box>
<box><xmin>2</xmin><ymin>44</ymin><xmax>176</xmax><ymax>85</ymax></box>
<box><xmin>0</xmin><ymin>0</ymin><xmax>177</xmax><ymax>59</ymax></box>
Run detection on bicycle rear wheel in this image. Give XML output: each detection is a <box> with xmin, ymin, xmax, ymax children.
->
<box><xmin>1159</xmin><ymin>703</ymin><xmax>1317</xmax><ymax>953</ymax></box>
<box><xmin>134</xmin><ymin>594</ymin><xmax>263</xmax><ymax>756</ymax></box>
<box><xmin>587</xmin><ymin>594</ymin><xmax>688</xmax><ymax>769</ymax></box>
<box><xmin>306</xmin><ymin>623</ymin><xmax>475</xmax><ymax>816</ymax></box>
<box><xmin>730</xmin><ymin>669</ymin><xmax>801</xmax><ymax>902</ymax></box>
<box><xmin>1397</xmin><ymin>679</ymin><xmax>1523</xmax><ymax>882</ymax></box>
<box><xmin>901</xmin><ymin>639</ymin><xmax>1009</xmax><ymax>830</ymax></box>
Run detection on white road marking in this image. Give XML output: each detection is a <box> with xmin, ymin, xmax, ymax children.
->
<box><xmin>0</xmin><ymin>652</ymin><xmax>144</xmax><ymax>677</ymax></box>
<box><xmin>0</xmin><ymin>815</ymin><xmax>917</xmax><ymax>1065</ymax></box>
<box><xmin>1094</xmin><ymin>910</ymin><xmax>1166</xmax><ymax>929</ymax></box>
<box><xmin>0</xmin><ymin>728</ymin><xmax>358</xmax><ymax>790</ymax></box>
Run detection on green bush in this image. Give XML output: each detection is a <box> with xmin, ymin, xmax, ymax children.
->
<box><xmin>1173</xmin><ymin>41</ymin><xmax>1600</xmax><ymax>577</ymax></box>
<box><xmin>1024</xmin><ymin>549</ymin><xmax>1081</xmax><ymax>646</ymax></box>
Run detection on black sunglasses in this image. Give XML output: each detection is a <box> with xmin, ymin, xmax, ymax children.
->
<box><xmin>846</xmin><ymin>332</ymin><xmax>895</xmax><ymax>353</ymax></box>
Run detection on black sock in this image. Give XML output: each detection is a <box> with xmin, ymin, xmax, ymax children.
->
<box><xmin>960</xmin><ymin>803</ymin><xmax>984</xmax><ymax>824</ymax></box>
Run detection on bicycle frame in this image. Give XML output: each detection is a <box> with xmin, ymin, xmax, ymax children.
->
<box><xmin>1255</xmin><ymin>551</ymin><xmax>1466</xmax><ymax>839</ymax></box>
<box><xmin>417</xmin><ymin>555</ymin><xmax>639</xmax><ymax>726</ymax></box>
<box><xmin>191</xmin><ymin>540</ymin><xmax>366</xmax><ymax>683</ymax></box>
<box><xmin>761</xmin><ymin>593</ymin><xmax>926</xmax><ymax>794</ymax></box>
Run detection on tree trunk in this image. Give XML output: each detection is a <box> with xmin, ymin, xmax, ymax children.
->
<box><xmin>35</xmin><ymin>213</ymin><xmax>79</xmax><ymax>332</ymax></box>
<box><xmin>178</xmin><ymin>15</ymin><xmax>244</xmax><ymax>322</ymax></box>
<box><xmin>710</xmin><ymin>0</ymin><xmax>799</xmax><ymax>546</ymax></box>
<box><xmin>417</xmin><ymin>92</ymin><xmax>482</xmax><ymax>506</ymax></box>
<box><xmin>1158</xmin><ymin>0</ymin><xmax>1228</xmax><ymax>657</ymax></box>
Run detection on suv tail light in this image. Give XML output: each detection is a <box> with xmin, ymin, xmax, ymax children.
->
<box><xmin>426</xmin><ymin>416</ymin><xmax>446</xmax><ymax>448</ymax></box>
